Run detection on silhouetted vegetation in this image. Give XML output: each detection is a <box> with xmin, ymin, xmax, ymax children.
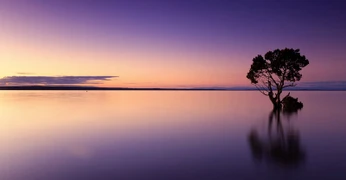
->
<box><xmin>282</xmin><ymin>94</ymin><xmax>303</xmax><ymax>112</ymax></box>
<box><xmin>248</xmin><ymin>110</ymin><xmax>305</xmax><ymax>168</ymax></box>
<box><xmin>246</xmin><ymin>48</ymin><xmax>309</xmax><ymax>110</ymax></box>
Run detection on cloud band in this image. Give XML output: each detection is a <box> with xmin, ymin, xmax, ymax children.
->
<box><xmin>0</xmin><ymin>76</ymin><xmax>118</xmax><ymax>85</ymax></box>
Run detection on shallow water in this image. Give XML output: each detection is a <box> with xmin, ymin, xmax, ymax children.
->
<box><xmin>1</xmin><ymin>91</ymin><xmax>346</xmax><ymax>180</ymax></box>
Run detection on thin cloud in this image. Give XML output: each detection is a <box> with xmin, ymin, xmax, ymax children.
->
<box><xmin>17</xmin><ymin>72</ymin><xmax>35</xmax><ymax>75</ymax></box>
<box><xmin>295</xmin><ymin>81</ymin><xmax>346</xmax><ymax>90</ymax></box>
<box><xmin>0</xmin><ymin>76</ymin><xmax>118</xmax><ymax>85</ymax></box>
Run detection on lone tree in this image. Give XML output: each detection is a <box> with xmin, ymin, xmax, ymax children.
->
<box><xmin>246</xmin><ymin>48</ymin><xmax>309</xmax><ymax>110</ymax></box>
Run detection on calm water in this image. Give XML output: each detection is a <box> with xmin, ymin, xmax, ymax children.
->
<box><xmin>1</xmin><ymin>91</ymin><xmax>346</xmax><ymax>180</ymax></box>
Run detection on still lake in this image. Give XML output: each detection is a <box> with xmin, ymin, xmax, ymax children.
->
<box><xmin>1</xmin><ymin>91</ymin><xmax>346</xmax><ymax>180</ymax></box>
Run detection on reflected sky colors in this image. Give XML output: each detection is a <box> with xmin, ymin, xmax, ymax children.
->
<box><xmin>1</xmin><ymin>91</ymin><xmax>346</xmax><ymax>179</ymax></box>
<box><xmin>1</xmin><ymin>0</ymin><xmax>346</xmax><ymax>87</ymax></box>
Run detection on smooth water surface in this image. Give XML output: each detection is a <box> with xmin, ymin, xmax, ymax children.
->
<box><xmin>1</xmin><ymin>91</ymin><xmax>346</xmax><ymax>180</ymax></box>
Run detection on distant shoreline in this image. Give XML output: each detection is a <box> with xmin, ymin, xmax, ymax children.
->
<box><xmin>0</xmin><ymin>86</ymin><xmax>345</xmax><ymax>91</ymax></box>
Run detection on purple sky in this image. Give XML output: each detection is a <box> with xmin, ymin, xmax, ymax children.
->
<box><xmin>0</xmin><ymin>0</ymin><xmax>346</xmax><ymax>87</ymax></box>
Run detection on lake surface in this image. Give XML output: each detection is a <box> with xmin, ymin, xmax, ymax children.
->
<box><xmin>1</xmin><ymin>91</ymin><xmax>346</xmax><ymax>180</ymax></box>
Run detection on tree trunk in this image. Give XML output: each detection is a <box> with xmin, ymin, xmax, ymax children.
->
<box><xmin>272</xmin><ymin>102</ymin><xmax>282</xmax><ymax>110</ymax></box>
<box><xmin>276</xmin><ymin>96</ymin><xmax>282</xmax><ymax>110</ymax></box>
<box><xmin>269</xmin><ymin>93</ymin><xmax>282</xmax><ymax>110</ymax></box>
<box><xmin>269</xmin><ymin>92</ymin><xmax>280</xmax><ymax>110</ymax></box>
<box><xmin>271</xmin><ymin>88</ymin><xmax>283</xmax><ymax>110</ymax></box>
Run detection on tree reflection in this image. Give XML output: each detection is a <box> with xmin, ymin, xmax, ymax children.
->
<box><xmin>248</xmin><ymin>109</ymin><xmax>305</xmax><ymax>168</ymax></box>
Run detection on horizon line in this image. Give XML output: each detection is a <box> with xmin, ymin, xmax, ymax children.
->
<box><xmin>0</xmin><ymin>85</ymin><xmax>346</xmax><ymax>91</ymax></box>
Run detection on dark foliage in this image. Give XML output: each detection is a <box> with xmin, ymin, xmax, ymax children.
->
<box><xmin>282</xmin><ymin>95</ymin><xmax>303</xmax><ymax>112</ymax></box>
<box><xmin>246</xmin><ymin>48</ymin><xmax>309</xmax><ymax>109</ymax></box>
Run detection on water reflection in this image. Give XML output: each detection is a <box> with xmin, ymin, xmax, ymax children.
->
<box><xmin>248</xmin><ymin>109</ymin><xmax>305</xmax><ymax>168</ymax></box>
<box><xmin>2</xmin><ymin>91</ymin><xmax>346</xmax><ymax>179</ymax></box>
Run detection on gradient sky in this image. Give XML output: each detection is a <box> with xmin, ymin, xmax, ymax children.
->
<box><xmin>1</xmin><ymin>0</ymin><xmax>346</xmax><ymax>87</ymax></box>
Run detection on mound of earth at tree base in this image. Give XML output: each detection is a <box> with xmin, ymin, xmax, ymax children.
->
<box><xmin>282</xmin><ymin>95</ymin><xmax>303</xmax><ymax>112</ymax></box>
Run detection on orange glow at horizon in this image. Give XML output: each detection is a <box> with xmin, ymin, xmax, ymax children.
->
<box><xmin>0</xmin><ymin>24</ymin><xmax>249</xmax><ymax>88</ymax></box>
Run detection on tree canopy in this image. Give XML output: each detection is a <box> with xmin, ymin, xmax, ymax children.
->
<box><xmin>246</xmin><ymin>48</ymin><xmax>309</xmax><ymax>109</ymax></box>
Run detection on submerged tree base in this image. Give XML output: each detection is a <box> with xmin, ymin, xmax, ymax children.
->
<box><xmin>282</xmin><ymin>95</ymin><xmax>303</xmax><ymax>112</ymax></box>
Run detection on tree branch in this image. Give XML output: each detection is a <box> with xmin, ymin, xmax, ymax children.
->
<box><xmin>254</xmin><ymin>84</ymin><xmax>269</xmax><ymax>96</ymax></box>
<box><xmin>267</xmin><ymin>70</ymin><xmax>280</xmax><ymax>88</ymax></box>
